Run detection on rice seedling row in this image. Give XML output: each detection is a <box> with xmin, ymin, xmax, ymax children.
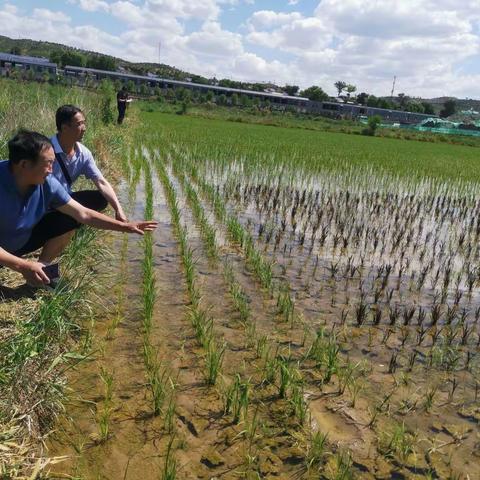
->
<box><xmin>159</xmin><ymin>148</ymin><xmax>369</xmax><ymax>478</ymax></box>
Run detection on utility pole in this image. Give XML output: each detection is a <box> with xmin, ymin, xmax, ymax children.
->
<box><xmin>158</xmin><ymin>41</ymin><xmax>161</xmax><ymax>66</ymax></box>
<box><xmin>390</xmin><ymin>75</ymin><xmax>396</xmax><ymax>99</ymax></box>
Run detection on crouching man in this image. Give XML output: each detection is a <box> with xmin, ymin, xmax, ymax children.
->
<box><xmin>52</xmin><ymin>104</ymin><xmax>127</xmax><ymax>221</ymax></box>
<box><xmin>0</xmin><ymin>130</ymin><xmax>157</xmax><ymax>287</ymax></box>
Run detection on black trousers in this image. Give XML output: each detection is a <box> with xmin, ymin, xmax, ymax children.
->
<box><xmin>117</xmin><ymin>105</ymin><xmax>126</xmax><ymax>124</ymax></box>
<box><xmin>14</xmin><ymin>190</ymin><xmax>108</xmax><ymax>256</ymax></box>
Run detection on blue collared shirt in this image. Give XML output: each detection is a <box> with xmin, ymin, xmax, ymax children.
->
<box><xmin>0</xmin><ymin>160</ymin><xmax>71</xmax><ymax>253</ymax></box>
<box><xmin>50</xmin><ymin>135</ymin><xmax>103</xmax><ymax>193</ymax></box>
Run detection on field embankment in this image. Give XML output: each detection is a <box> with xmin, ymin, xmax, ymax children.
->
<box><xmin>0</xmin><ymin>78</ymin><xmax>131</xmax><ymax>477</ymax></box>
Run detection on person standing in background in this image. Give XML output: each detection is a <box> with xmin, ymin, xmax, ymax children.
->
<box><xmin>117</xmin><ymin>86</ymin><xmax>130</xmax><ymax>124</ymax></box>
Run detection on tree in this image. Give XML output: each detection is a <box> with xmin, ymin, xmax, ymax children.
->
<box><xmin>300</xmin><ymin>85</ymin><xmax>329</xmax><ymax>101</ymax></box>
<box><xmin>240</xmin><ymin>94</ymin><xmax>250</xmax><ymax>107</ymax></box>
<box><xmin>139</xmin><ymin>83</ymin><xmax>149</xmax><ymax>96</ymax></box>
<box><xmin>405</xmin><ymin>101</ymin><xmax>424</xmax><ymax>113</ymax></box>
<box><xmin>10</xmin><ymin>46</ymin><xmax>24</xmax><ymax>55</ymax></box>
<box><xmin>334</xmin><ymin>80</ymin><xmax>347</xmax><ymax>96</ymax></box>
<box><xmin>86</xmin><ymin>55</ymin><xmax>116</xmax><ymax>71</ymax></box>
<box><xmin>49</xmin><ymin>51</ymin><xmax>63</xmax><ymax>65</ymax></box>
<box><xmin>421</xmin><ymin>102</ymin><xmax>435</xmax><ymax>115</ymax></box>
<box><xmin>440</xmin><ymin>99</ymin><xmax>456</xmax><ymax>118</ymax></box>
<box><xmin>362</xmin><ymin>115</ymin><xmax>382</xmax><ymax>136</ymax></box>
<box><xmin>190</xmin><ymin>90</ymin><xmax>199</xmax><ymax>103</ymax></box>
<box><xmin>126</xmin><ymin>80</ymin><xmax>136</xmax><ymax>93</ymax></box>
<box><xmin>284</xmin><ymin>85</ymin><xmax>299</xmax><ymax>96</ymax></box>
<box><xmin>175</xmin><ymin>87</ymin><xmax>190</xmax><ymax>102</ymax></box>
<box><xmin>26</xmin><ymin>68</ymin><xmax>36</xmax><ymax>81</ymax></box>
<box><xmin>345</xmin><ymin>84</ymin><xmax>357</xmax><ymax>98</ymax></box>
<box><xmin>61</xmin><ymin>51</ymin><xmax>86</xmax><ymax>67</ymax></box>
<box><xmin>357</xmin><ymin>92</ymin><xmax>369</xmax><ymax>105</ymax></box>
<box><xmin>377</xmin><ymin>98</ymin><xmax>394</xmax><ymax>109</ymax></box>
<box><xmin>366</xmin><ymin>95</ymin><xmax>379</xmax><ymax>107</ymax></box>
<box><xmin>397</xmin><ymin>93</ymin><xmax>409</xmax><ymax>108</ymax></box>
<box><xmin>98</xmin><ymin>79</ymin><xmax>115</xmax><ymax>125</ymax></box>
<box><xmin>231</xmin><ymin>93</ymin><xmax>239</xmax><ymax>106</ymax></box>
<box><xmin>217</xmin><ymin>94</ymin><xmax>227</xmax><ymax>105</ymax></box>
<box><xmin>155</xmin><ymin>88</ymin><xmax>164</xmax><ymax>102</ymax></box>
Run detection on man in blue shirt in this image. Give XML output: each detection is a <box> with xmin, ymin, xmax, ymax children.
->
<box><xmin>52</xmin><ymin>104</ymin><xmax>127</xmax><ymax>222</ymax></box>
<box><xmin>0</xmin><ymin>130</ymin><xmax>157</xmax><ymax>287</ymax></box>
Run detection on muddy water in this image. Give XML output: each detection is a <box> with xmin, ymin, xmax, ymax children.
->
<box><xmin>47</xmin><ymin>181</ymin><xmax>164</xmax><ymax>477</ymax></box>
<box><xmin>48</xmin><ymin>160</ymin><xmax>479</xmax><ymax>480</ymax></box>
<box><xmin>186</xmin><ymin>172</ymin><xmax>480</xmax><ymax>478</ymax></box>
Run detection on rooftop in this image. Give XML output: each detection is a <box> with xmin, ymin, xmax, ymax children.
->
<box><xmin>63</xmin><ymin>65</ymin><xmax>309</xmax><ymax>102</ymax></box>
<box><xmin>0</xmin><ymin>52</ymin><xmax>56</xmax><ymax>67</ymax></box>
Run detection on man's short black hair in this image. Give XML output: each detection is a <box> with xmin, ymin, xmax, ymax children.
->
<box><xmin>56</xmin><ymin>104</ymin><xmax>83</xmax><ymax>131</ymax></box>
<box><xmin>8</xmin><ymin>130</ymin><xmax>52</xmax><ymax>165</ymax></box>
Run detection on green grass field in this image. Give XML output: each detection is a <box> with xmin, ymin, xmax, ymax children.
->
<box><xmin>143</xmin><ymin>111</ymin><xmax>480</xmax><ymax>184</ymax></box>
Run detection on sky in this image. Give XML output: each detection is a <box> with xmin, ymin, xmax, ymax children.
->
<box><xmin>1</xmin><ymin>0</ymin><xmax>480</xmax><ymax>98</ymax></box>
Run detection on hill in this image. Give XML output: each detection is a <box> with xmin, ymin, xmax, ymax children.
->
<box><xmin>0</xmin><ymin>35</ymin><xmax>272</xmax><ymax>92</ymax></box>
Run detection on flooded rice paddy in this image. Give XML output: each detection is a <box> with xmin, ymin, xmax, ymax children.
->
<box><xmin>48</xmin><ymin>129</ymin><xmax>479</xmax><ymax>479</ymax></box>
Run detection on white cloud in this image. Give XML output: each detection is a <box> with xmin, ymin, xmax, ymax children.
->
<box><xmin>76</xmin><ymin>0</ymin><xmax>110</xmax><ymax>12</ymax></box>
<box><xmin>244</xmin><ymin>1</ymin><xmax>480</xmax><ymax>96</ymax></box>
<box><xmin>1</xmin><ymin>1</ymin><xmax>480</xmax><ymax>98</ymax></box>
<box><xmin>314</xmin><ymin>0</ymin><xmax>473</xmax><ymax>39</ymax></box>
<box><xmin>3</xmin><ymin>3</ymin><xmax>17</xmax><ymax>14</ymax></box>
<box><xmin>0</xmin><ymin>6</ymin><xmax>120</xmax><ymax>54</ymax></box>
<box><xmin>32</xmin><ymin>8</ymin><xmax>71</xmax><ymax>23</ymax></box>
<box><xmin>137</xmin><ymin>0</ymin><xmax>221</xmax><ymax>21</ymax></box>
<box><xmin>232</xmin><ymin>53</ymin><xmax>286</xmax><ymax>82</ymax></box>
<box><xmin>185</xmin><ymin>22</ymin><xmax>244</xmax><ymax>57</ymax></box>
<box><xmin>248</xmin><ymin>10</ymin><xmax>303</xmax><ymax>29</ymax></box>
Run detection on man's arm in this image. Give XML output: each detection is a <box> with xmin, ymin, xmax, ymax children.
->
<box><xmin>0</xmin><ymin>248</ymin><xmax>50</xmax><ymax>286</ymax></box>
<box><xmin>93</xmin><ymin>177</ymin><xmax>127</xmax><ymax>222</ymax></box>
<box><xmin>57</xmin><ymin>198</ymin><xmax>157</xmax><ymax>234</ymax></box>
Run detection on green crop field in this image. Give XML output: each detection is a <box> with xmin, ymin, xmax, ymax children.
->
<box><xmin>1</xmin><ymin>84</ymin><xmax>479</xmax><ymax>480</ymax></box>
<box><xmin>144</xmin><ymin>111</ymin><xmax>480</xmax><ymax>184</ymax></box>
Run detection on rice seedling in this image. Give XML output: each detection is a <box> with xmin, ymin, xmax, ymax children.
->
<box><xmin>224</xmin><ymin>262</ymin><xmax>251</xmax><ymax>324</ymax></box>
<box><xmin>204</xmin><ymin>340</ymin><xmax>226</xmax><ymax>386</ymax></box>
<box><xmin>97</xmin><ymin>367</ymin><xmax>114</xmax><ymax>442</ymax></box>
<box><xmin>423</xmin><ymin>385</ymin><xmax>438</xmax><ymax>413</ymax></box>
<box><xmin>14</xmin><ymin>100</ymin><xmax>480</xmax><ymax>478</ymax></box>
<box><xmin>329</xmin><ymin>449</ymin><xmax>353</xmax><ymax>480</ymax></box>
<box><xmin>277</xmin><ymin>357</ymin><xmax>293</xmax><ymax>399</ymax></box>
<box><xmin>290</xmin><ymin>382</ymin><xmax>307</xmax><ymax>423</ymax></box>
<box><xmin>305</xmin><ymin>430</ymin><xmax>328</xmax><ymax>472</ymax></box>
<box><xmin>164</xmin><ymin>390</ymin><xmax>177</xmax><ymax>434</ymax></box>
<box><xmin>261</xmin><ymin>348</ymin><xmax>278</xmax><ymax>385</ymax></box>
<box><xmin>388</xmin><ymin>350</ymin><xmax>399</xmax><ymax>374</ymax></box>
<box><xmin>223</xmin><ymin>374</ymin><xmax>250</xmax><ymax>424</ymax></box>
<box><xmin>276</xmin><ymin>288</ymin><xmax>295</xmax><ymax>324</ymax></box>
<box><xmin>162</xmin><ymin>434</ymin><xmax>177</xmax><ymax>480</ymax></box>
<box><xmin>380</xmin><ymin>422</ymin><xmax>417</xmax><ymax>462</ymax></box>
<box><xmin>255</xmin><ymin>334</ymin><xmax>268</xmax><ymax>359</ymax></box>
<box><xmin>355</xmin><ymin>298</ymin><xmax>369</xmax><ymax>326</ymax></box>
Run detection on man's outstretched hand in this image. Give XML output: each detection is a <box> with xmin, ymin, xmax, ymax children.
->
<box><xmin>124</xmin><ymin>221</ymin><xmax>158</xmax><ymax>235</ymax></box>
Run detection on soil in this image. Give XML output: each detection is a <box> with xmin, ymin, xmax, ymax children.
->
<box><xmin>46</xmin><ymin>158</ymin><xmax>479</xmax><ymax>480</ymax></box>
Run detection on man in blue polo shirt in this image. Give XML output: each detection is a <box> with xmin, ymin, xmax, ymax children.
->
<box><xmin>0</xmin><ymin>130</ymin><xmax>157</xmax><ymax>287</ymax></box>
<box><xmin>51</xmin><ymin>104</ymin><xmax>127</xmax><ymax>222</ymax></box>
